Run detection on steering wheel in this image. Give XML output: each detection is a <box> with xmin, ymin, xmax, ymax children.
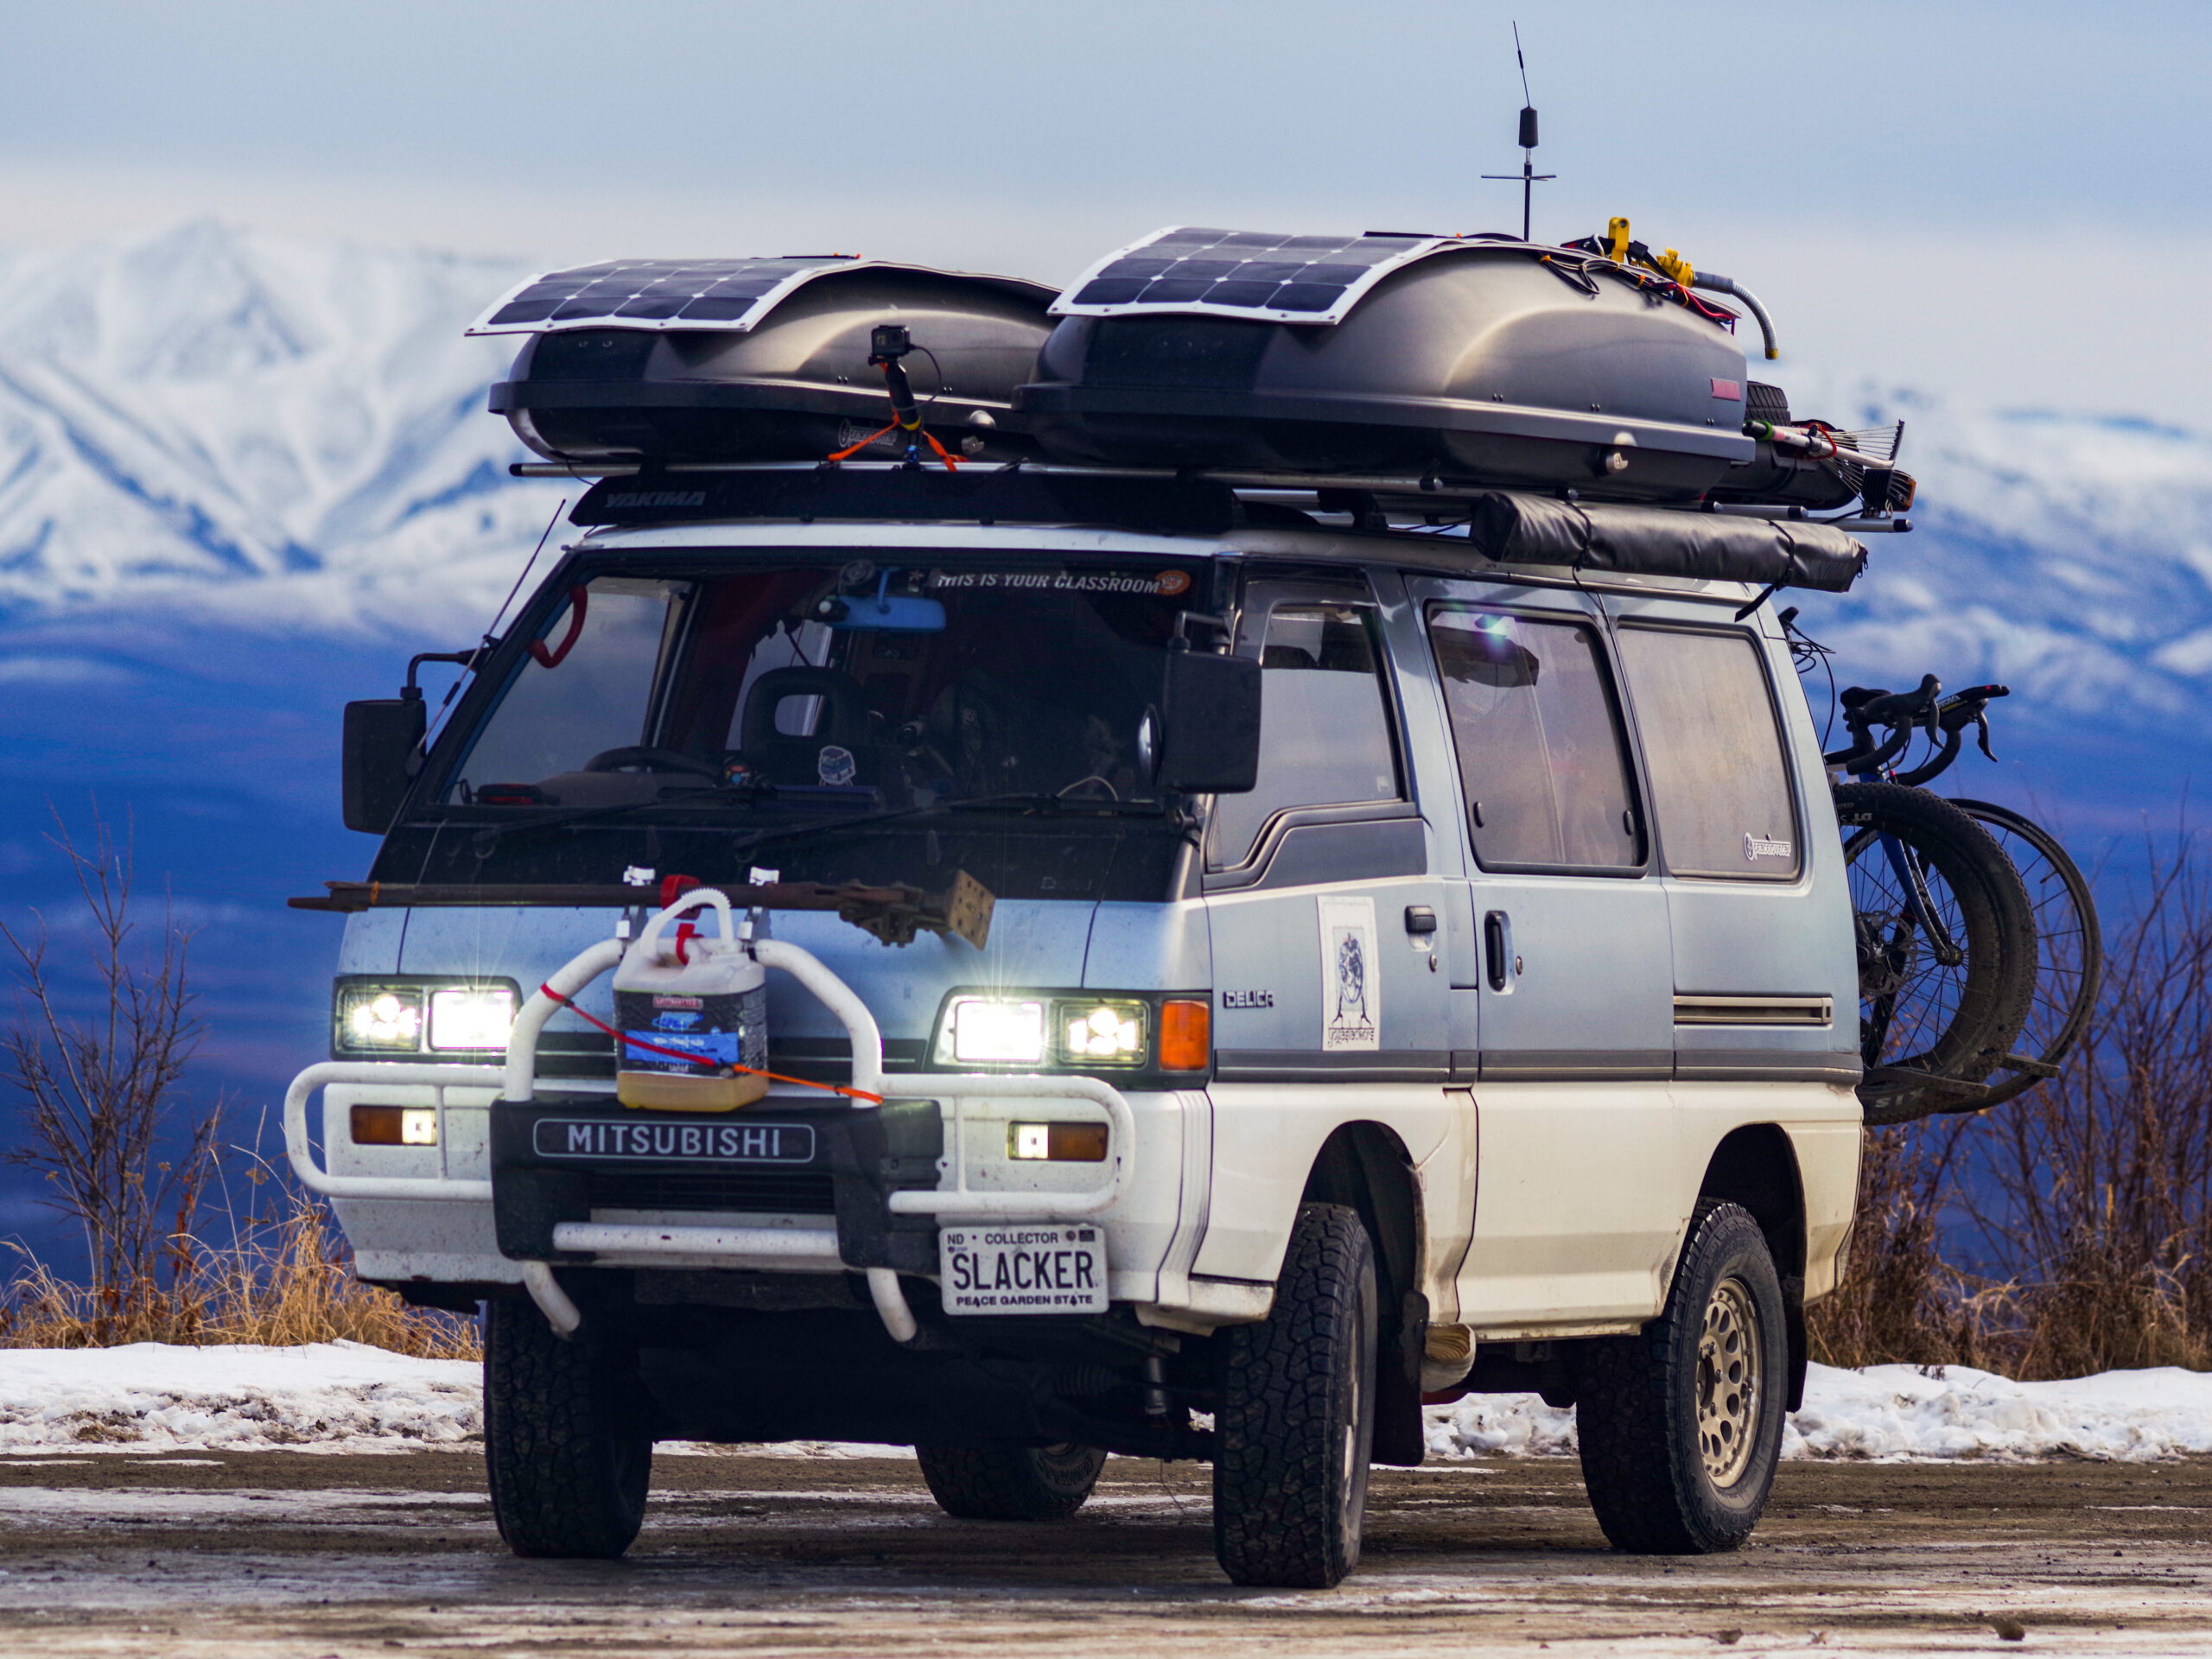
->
<box><xmin>582</xmin><ymin>746</ymin><xmax>723</xmax><ymax>779</ymax></box>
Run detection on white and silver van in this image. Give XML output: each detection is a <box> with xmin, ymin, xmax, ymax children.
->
<box><xmin>286</xmin><ymin>232</ymin><xmax>1883</xmax><ymax>1588</ymax></box>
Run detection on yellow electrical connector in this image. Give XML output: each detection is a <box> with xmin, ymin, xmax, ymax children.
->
<box><xmin>1654</xmin><ymin>247</ymin><xmax>1695</xmax><ymax>286</ymax></box>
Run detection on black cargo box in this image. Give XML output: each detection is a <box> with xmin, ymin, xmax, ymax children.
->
<box><xmin>1018</xmin><ymin>226</ymin><xmax>1755</xmax><ymax>502</ymax></box>
<box><xmin>472</xmin><ymin>257</ymin><xmax>1057</xmax><ymax>467</ymax></box>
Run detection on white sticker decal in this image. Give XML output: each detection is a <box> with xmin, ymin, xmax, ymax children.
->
<box><xmin>1318</xmin><ymin>894</ymin><xmax>1381</xmax><ymax>1052</ymax></box>
<box><xmin>817</xmin><ymin>745</ymin><xmax>858</xmax><ymax>786</ymax></box>
<box><xmin>1745</xmin><ymin>832</ymin><xmax>1793</xmax><ymax>862</ymax></box>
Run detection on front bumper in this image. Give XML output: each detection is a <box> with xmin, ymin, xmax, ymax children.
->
<box><xmin>284</xmin><ymin>928</ymin><xmax>1151</xmax><ymax>1342</ymax></box>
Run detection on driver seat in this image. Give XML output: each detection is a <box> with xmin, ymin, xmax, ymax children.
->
<box><xmin>738</xmin><ymin>667</ymin><xmax>878</xmax><ymax>786</ymax></box>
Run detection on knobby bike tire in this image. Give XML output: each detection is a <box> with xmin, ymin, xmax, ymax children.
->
<box><xmin>1948</xmin><ymin>798</ymin><xmax>2101</xmax><ymax>1111</ymax></box>
<box><xmin>1833</xmin><ymin>782</ymin><xmax>2037</xmax><ymax>1125</ymax></box>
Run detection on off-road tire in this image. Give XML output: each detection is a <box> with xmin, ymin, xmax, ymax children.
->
<box><xmin>484</xmin><ymin>1297</ymin><xmax>653</xmax><ymax>1560</ymax></box>
<box><xmin>1834</xmin><ymin>781</ymin><xmax>2037</xmax><ymax>1123</ymax></box>
<box><xmin>1576</xmin><ymin>1201</ymin><xmax>1789</xmax><ymax>1554</ymax></box>
<box><xmin>1212</xmin><ymin>1202</ymin><xmax>1378</xmax><ymax>1588</ymax></box>
<box><xmin>914</xmin><ymin>1444</ymin><xmax>1108</xmax><ymax>1520</ymax></box>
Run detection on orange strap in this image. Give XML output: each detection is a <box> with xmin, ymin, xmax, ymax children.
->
<box><xmin>826</xmin><ymin>418</ymin><xmax>899</xmax><ymax>462</ymax></box>
<box><xmin>539</xmin><ymin>983</ymin><xmax>885</xmax><ymax>1104</ymax></box>
<box><xmin>915</xmin><ymin>426</ymin><xmax>962</xmax><ymax>471</ymax></box>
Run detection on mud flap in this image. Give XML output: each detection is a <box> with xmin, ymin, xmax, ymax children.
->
<box><xmin>1784</xmin><ymin>1274</ymin><xmax>1808</xmax><ymax>1413</ymax></box>
<box><xmin>1371</xmin><ymin>1288</ymin><xmax>1429</xmax><ymax>1466</ymax></box>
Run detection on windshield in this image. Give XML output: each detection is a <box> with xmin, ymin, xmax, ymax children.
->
<box><xmin>439</xmin><ymin>557</ymin><xmax>1201</xmax><ymax>815</ymax></box>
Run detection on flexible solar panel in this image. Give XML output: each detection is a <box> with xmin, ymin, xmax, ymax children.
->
<box><xmin>466</xmin><ymin>257</ymin><xmax>855</xmax><ymax>334</ymax></box>
<box><xmin>467</xmin><ymin>258</ymin><xmax>1058</xmax><ymax>336</ymax></box>
<box><xmin>1049</xmin><ymin>227</ymin><xmax>1459</xmax><ymax>326</ymax></box>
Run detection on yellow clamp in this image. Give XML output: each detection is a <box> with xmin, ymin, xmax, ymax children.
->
<box><xmin>1606</xmin><ymin>216</ymin><xmax>1630</xmax><ymax>263</ymax></box>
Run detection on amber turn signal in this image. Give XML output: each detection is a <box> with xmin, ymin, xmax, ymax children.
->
<box><xmin>1007</xmin><ymin>1121</ymin><xmax>1110</xmax><ymax>1162</ymax></box>
<box><xmin>351</xmin><ymin>1104</ymin><xmax>438</xmax><ymax>1147</ymax></box>
<box><xmin>1158</xmin><ymin>999</ymin><xmax>1211</xmax><ymax>1071</ymax></box>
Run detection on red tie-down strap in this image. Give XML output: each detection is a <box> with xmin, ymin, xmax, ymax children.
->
<box><xmin>537</xmin><ymin>983</ymin><xmax>884</xmax><ymax>1104</ymax></box>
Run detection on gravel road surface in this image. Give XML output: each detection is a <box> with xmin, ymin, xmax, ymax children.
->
<box><xmin>2</xmin><ymin>1449</ymin><xmax>2209</xmax><ymax>1656</ymax></box>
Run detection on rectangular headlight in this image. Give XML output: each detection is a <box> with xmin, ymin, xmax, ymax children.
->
<box><xmin>337</xmin><ymin>986</ymin><xmax>424</xmax><ymax>1053</ymax></box>
<box><xmin>1053</xmin><ymin>999</ymin><xmax>1147</xmax><ymax>1065</ymax></box>
<box><xmin>947</xmin><ymin>997</ymin><xmax>1047</xmax><ymax>1065</ymax></box>
<box><xmin>428</xmin><ymin>987</ymin><xmax>516</xmax><ymax>1052</ymax></box>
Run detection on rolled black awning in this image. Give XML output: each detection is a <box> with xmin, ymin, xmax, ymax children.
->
<box><xmin>1468</xmin><ymin>492</ymin><xmax>1867</xmax><ymax>592</ymax></box>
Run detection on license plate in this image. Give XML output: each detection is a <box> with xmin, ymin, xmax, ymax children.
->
<box><xmin>939</xmin><ymin>1224</ymin><xmax>1109</xmax><ymax>1316</ymax></box>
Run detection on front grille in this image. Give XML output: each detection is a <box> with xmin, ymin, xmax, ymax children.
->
<box><xmin>584</xmin><ymin>1169</ymin><xmax>837</xmax><ymax>1216</ymax></box>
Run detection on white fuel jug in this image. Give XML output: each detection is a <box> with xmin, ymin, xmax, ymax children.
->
<box><xmin>612</xmin><ymin>888</ymin><xmax>770</xmax><ymax>1111</ymax></box>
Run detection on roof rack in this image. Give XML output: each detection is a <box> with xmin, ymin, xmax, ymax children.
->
<box><xmin>511</xmin><ymin>457</ymin><xmax>1908</xmax><ymax>535</ymax></box>
<box><xmin>524</xmin><ymin>462</ymin><xmax>1883</xmax><ymax>594</ymax></box>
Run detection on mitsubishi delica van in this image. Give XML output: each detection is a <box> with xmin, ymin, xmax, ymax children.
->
<box><xmin>285</xmin><ymin>228</ymin><xmax>1885</xmax><ymax>1588</ymax></box>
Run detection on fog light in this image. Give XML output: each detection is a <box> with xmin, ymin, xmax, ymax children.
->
<box><xmin>342</xmin><ymin>989</ymin><xmax>423</xmax><ymax>1052</ymax></box>
<box><xmin>428</xmin><ymin>986</ymin><xmax>515</xmax><ymax>1052</ymax></box>
<box><xmin>949</xmin><ymin>997</ymin><xmax>1047</xmax><ymax>1065</ymax></box>
<box><xmin>1056</xmin><ymin>999</ymin><xmax>1145</xmax><ymax>1065</ymax></box>
<box><xmin>351</xmin><ymin>1105</ymin><xmax>439</xmax><ymax>1147</ymax></box>
<box><xmin>1007</xmin><ymin>1121</ymin><xmax>1109</xmax><ymax>1162</ymax></box>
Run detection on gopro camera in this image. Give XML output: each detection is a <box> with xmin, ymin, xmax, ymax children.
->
<box><xmin>869</xmin><ymin>323</ymin><xmax>912</xmax><ymax>362</ymax></box>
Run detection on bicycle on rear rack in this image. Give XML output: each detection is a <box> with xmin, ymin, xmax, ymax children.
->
<box><xmin>1820</xmin><ymin>674</ymin><xmax>2098</xmax><ymax>1124</ymax></box>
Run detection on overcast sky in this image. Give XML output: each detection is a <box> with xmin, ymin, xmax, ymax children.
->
<box><xmin>3</xmin><ymin>1</ymin><xmax>2203</xmax><ymax>412</ymax></box>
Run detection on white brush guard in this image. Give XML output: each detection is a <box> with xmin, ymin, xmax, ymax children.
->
<box><xmin>285</xmin><ymin>928</ymin><xmax>1135</xmax><ymax>1344</ymax></box>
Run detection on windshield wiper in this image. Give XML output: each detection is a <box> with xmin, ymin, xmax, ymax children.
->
<box><xmin>718</xmin><ymin>793</ymin><xmax>1163</xmax><ymax>858</ymax></box>
<box><xmin>464</xmin><ymin>786</ymin><xmax>1166</xmax><ymax>853</ymax></box>
<box><xmin>464</xmin><ymin>784</ymin><xmax>851</xmax><ymax>848</ymax></box>
<box><xmin>944</xmin><ymin>792</ymin><xmax>1167</xmax><ymax>817</ymax></box>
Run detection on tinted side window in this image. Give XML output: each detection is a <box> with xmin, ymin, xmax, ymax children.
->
<box><xmin>1206</xmin><ymin>604</ymin><xmax>1401</xmax><ymax>868</ymax></box>
<box><xmin>1617</xmin><ymin>626</ymin><xmax>1800</xmax><ymax>880</ymax></box>
<box><xmin>1428</xmin><ymin>607</ymin><xmax>1641</xmax><ymax>871</ymax></box>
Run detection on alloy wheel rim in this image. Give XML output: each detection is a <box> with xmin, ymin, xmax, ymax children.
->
<box><xmin>1696</xmin><ymin>1277</ymin><xmax>1761</xmax><ymax>1487</ymax></box>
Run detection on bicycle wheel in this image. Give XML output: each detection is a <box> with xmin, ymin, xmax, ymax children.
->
<box><xmin>1833</xmin><ymin>782</ymin><xmax>2037</xmax><ymax>1125</ymax></box>
<box><xmin>1948</xmin><ymin>799</ymin><xmax>2101</xmax><ymax>1110</ymax></box>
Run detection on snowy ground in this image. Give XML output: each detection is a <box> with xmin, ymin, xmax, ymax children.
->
<box><xmin>3</xmin><ymin>1449</ymin><xmax>2211</xmax><ymax>1658</ymax></box>
<box><xmin>9</xmin><ymin>1343</ymin><xmax>2212</xmax><ymax>1462</ymax></box>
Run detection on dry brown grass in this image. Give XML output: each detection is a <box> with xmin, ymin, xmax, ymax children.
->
<box><xmin>1814</xmin><ymin>830</ymin><xmax>2212</xmax><ymax>1381</ymax></box>
<box><xmin>0</xmin><ymin>1181</ymin><xmax>479</xmax><ymax>1358</ymax></box>
<box><xmin>0</xmin><ymin>804</ymin><xmax>476</xmax><ymax>1359</ymax></box>
<box><xmin>1807</xmin><ymin>1121</ymin><xmax>1993</xmax><ymax>1371</ymax></box>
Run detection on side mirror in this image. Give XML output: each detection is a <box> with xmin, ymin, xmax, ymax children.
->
<box><xmin>1158</xmin><ymin>649</ymin><xmax>1262</xmax><ymax>793</ymax></box>
<box><xmin>342</xmin><ymin>694</ymin><xmax>426</xmax><ymax>834</ymax></box>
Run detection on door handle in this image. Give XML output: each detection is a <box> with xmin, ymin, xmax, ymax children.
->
<box><xmin>1484</xmin><ymin>910</ymin><xmax>1515</xmax><ymax>992</ymax></box>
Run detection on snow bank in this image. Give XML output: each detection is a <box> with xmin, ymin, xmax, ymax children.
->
<box><xmin>0</xmin><ymin>1341</ymin><xmax>480</xmax><ymax>1453</ymax></box>
<box><xmin>1781</xmin><ymin>1362</ymin><xmax>2212</xmax><ymax>1462</ymax></box>
<box><xmin>1426</xmin><ymin>1362</ymin><xmax>2212</xmax><ymax>1464</ymax></box>
<box><xmin>9</xmin><ymin>1344</ymin><xmax>2212</xmax><ymax>1463</ymax></box>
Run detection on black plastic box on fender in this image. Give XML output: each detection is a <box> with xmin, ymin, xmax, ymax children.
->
<box><xmin>477</xmin><ymin>258</ymin><xmax>1058</xmax><ymax>467</ymax></box>
<box><xmin>1019</xmin><ymin>237</ymin><xmax>1756</xmax><ymax>501</ymax></box>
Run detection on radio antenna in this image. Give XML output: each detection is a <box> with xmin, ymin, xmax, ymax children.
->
<box><xmin>1482</xmin><ymin>22</ymin><xmax>1554</xmax><ymax>242</ymax></box>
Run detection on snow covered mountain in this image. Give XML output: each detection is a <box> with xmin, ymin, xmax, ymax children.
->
<box><xmin>0</xmin><ymin>219</ymin><xmax>564</xmax><ymax>632</ymax></box>
<box><xmin>1790</xmin><ymin>389</ymin><xmax>2212</xmax><ymax>739</ymax></box>
<box><xmin>0</xmin><ymin>219</ymin><xmax>2209</xmax><ymax>741</ymax></box>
